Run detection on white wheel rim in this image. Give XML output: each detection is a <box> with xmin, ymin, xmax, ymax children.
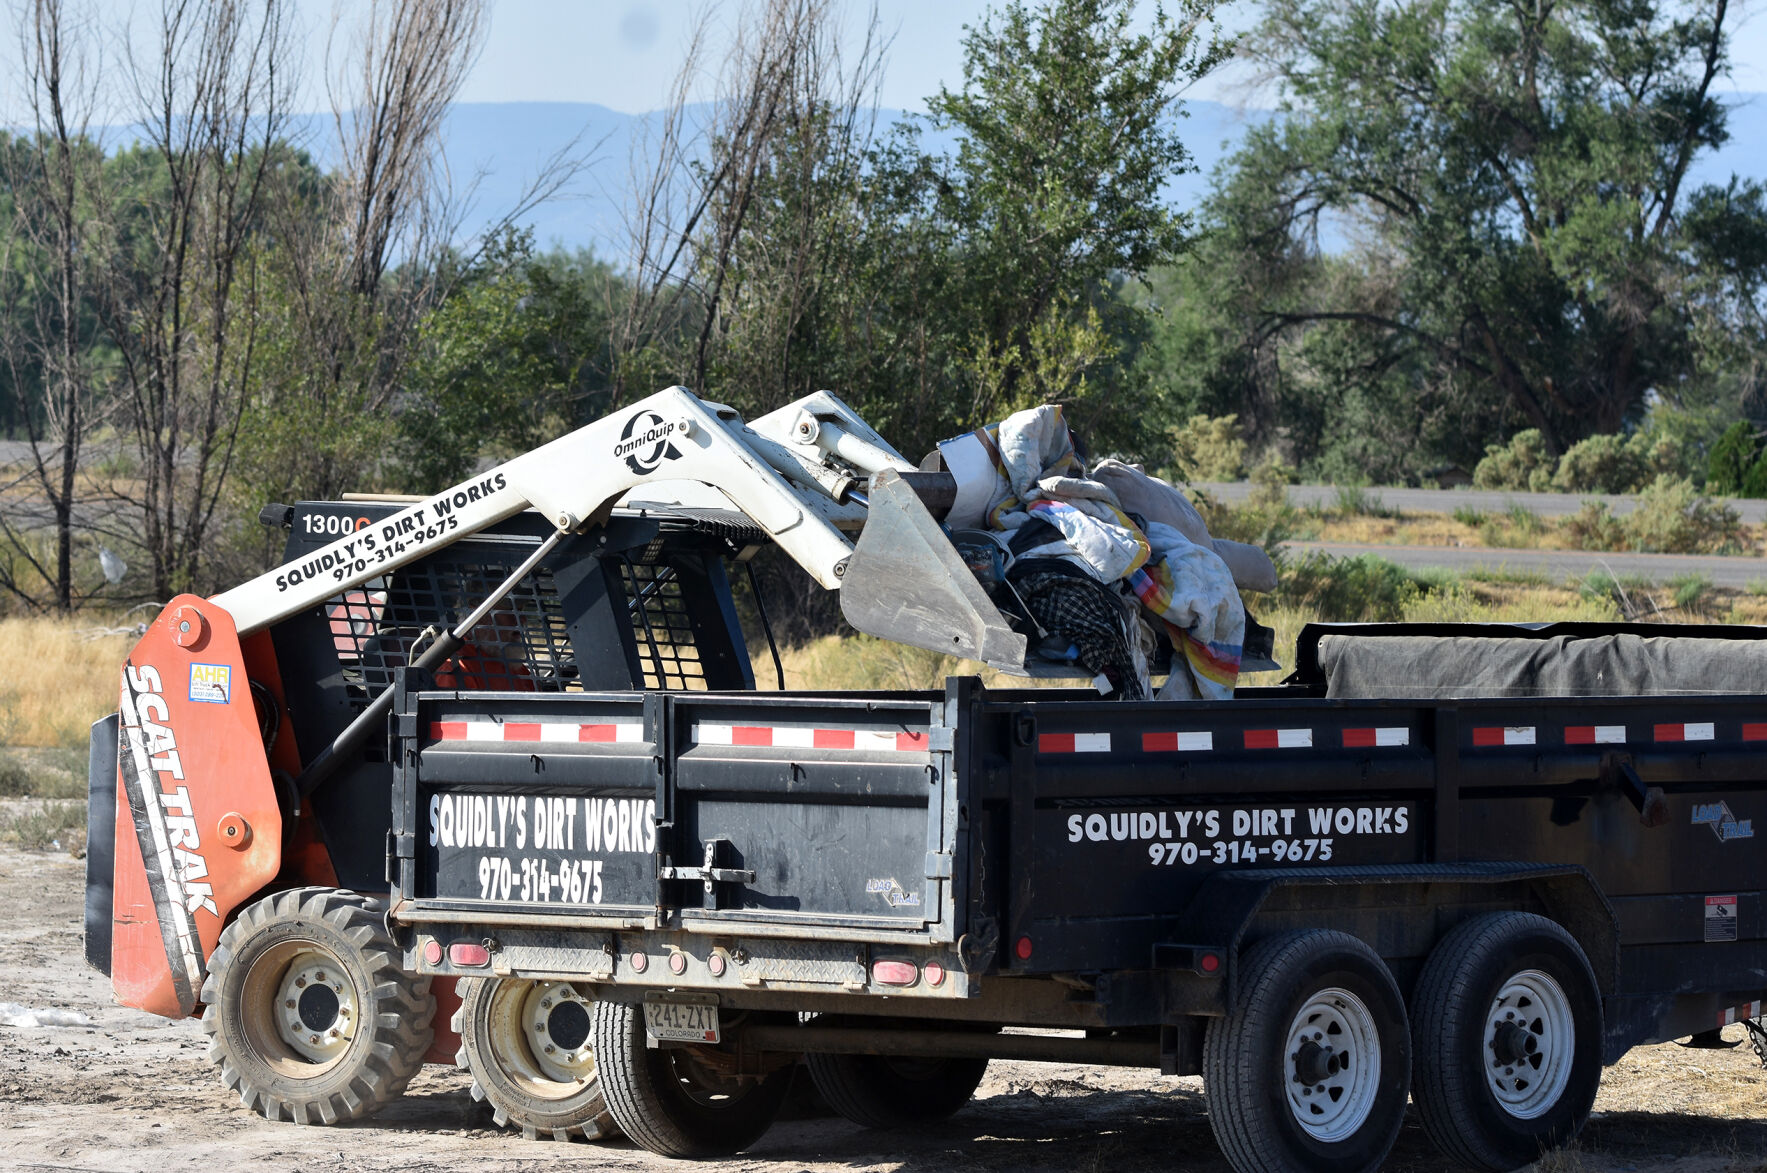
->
<box><xmin>1283</xmin><ymin>986</ymin><xmax>1383</xmax><ymax>1142</ymax></box>
<box><xmin>500</xmin><ymin>980</ymin><xmax>595</xmax><ymax>1087</ymax></box>
<box><xmin>1484</xmin><ymin>968</ymin><xmax>1574</xmax><ymax>1119</ymax></box>
<box><xmin>273</xmin><ymin>949</ymin><xmax>357</xmax><ymax>1063</ymax></box>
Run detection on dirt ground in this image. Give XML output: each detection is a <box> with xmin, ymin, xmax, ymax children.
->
<box><xmin>5</xmin><ymin>841</ymin><xmax>1767</xmax><ymax>1173</ymax></box>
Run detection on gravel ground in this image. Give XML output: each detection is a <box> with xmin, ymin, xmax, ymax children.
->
<box><xmin>3</xmin><ymin>839</ymin><xmax>1766</xmax><ymax>1172</ymax></box>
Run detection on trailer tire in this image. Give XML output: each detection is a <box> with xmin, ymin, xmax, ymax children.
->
<box><xmin>200</xmin><ymin>886</ymin><xmax>432</xmax><ymax>1125</ymax></box>
<box><xmin>1203</xmin><ymin>930</ymin><xmax>1411</xmax><ymax>1173</ymax></box>
<box><xmin>590</xmin><ymin>1001</ymin><xmax>791</xmax><ymax>1157</ymax></box>
<box><xmin>1411</xmin><ymin>912</ymin><xmax>1602</xmax><ymax>1171</ymax></box>
<box><xmin>806</xmin><ymin>1050</ymin><xmax>988</xmax><ymax>1129</ymax></box>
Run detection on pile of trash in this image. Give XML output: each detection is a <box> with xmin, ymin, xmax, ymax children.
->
<box><xmin>938</xmin><ymin>405</ymin><xmax>1277</xmax><ymax>701</ymax></box>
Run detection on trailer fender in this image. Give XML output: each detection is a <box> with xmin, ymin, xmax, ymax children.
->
<box><xmin>110</xmin><ymin>595</ymin><xmax>283</xmax><ymax>1018</ymax></box>
<box><xmin>1168</xmin><ymin>863</ymin><xmax>1618</xmax><ymax>1016</ymax></box>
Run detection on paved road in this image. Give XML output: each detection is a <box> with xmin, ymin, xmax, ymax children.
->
<box><xmin>1195</xmin><ymin>481</ymin><xmax>1767</xmax><ymax>523</ymax></box>
<box><xmin>1286</xmin><ymin>541</ymin><xmax>1767</xmax><ymax>588</ymax></box>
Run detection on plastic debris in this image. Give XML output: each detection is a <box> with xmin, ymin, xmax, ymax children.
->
<box><xmin>0</xmin><ymin>1002</ymin><xmax>92</xmax><ymax>1028</ymax></box>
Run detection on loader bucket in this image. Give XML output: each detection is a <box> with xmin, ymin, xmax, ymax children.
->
<box><xmin>840</xmin><ymin>469</ymin><xmax>1029</xmax><ymax>672</ymax></box>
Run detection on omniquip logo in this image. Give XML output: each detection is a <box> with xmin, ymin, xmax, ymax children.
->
<box><xmin>615</xmin><ymin>410</ymin><xmax>683</xmax><ymax>475</ymax></box>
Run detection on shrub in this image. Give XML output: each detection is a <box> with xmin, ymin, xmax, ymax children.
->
<box><xmin>1706</xmin><ymin>422</ymin><xmax>1759</xmax><ymax>495</ymax></box>
<box><xmin>1473</xmin><ymin>429</ymin><xmax>1554</xmax><ymax>490</ymax></box>
<box><xmin>1332</xmin><ymin>485</ymin><xmax>1391</xmax><ymax>517</ymax></box>
<box><xmin>1278</xmin><ymin>553</ymin><xmax>1420</xmax><ymax>622</ymax></box>
<box><xmin>1451</xmin><ymin>506</ymin><xmax>1487</xmax><ymax>527</ymax></box>
<box><xmin>0</xmin><ymin>751</ymin><xmax>84</xmax><ymax>799</ymax></box>
<box><xmin>0</xmin><ymin>756</ymin><xmax>30</xmax><ymax>797</ymax></box>
<box><xmin>1561</xmin><ymin>501</ymin><xmax>1627</xmax><ymax>551</ymax></box>
<box><xmin>1551</xmin><ymin>432</ymin><xmax>1650</xmax><ymax>494</ymax></box>
<box><xmin>1622</xmin><ymin>476</ymin><xmax>1745</xmax><ymax>554</ymax></box>
<box><xmin>1168</xmin><ymin>414</ymin><xmax>1248</xmax><ymax>482</ymax></box>
<box><xmin>1670</xmin><ymin>572</ymin><xmax>1712</xmax><ymax>610</ymax></box>
<box><xmin>0</xmin><ymin>801</ymin><xmax>86</xmax><ymax>851</ymax></box>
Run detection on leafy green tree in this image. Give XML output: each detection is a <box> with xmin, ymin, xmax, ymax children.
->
<box><xmin>393</xmin><ymin>233</ymin><xmax>618</xmax><ymax>493</ymax></box>
<box><xmin>1166</xmin><ymin>0</ymin><xmax>1767</xmax><ymax>472</ymax></box>
<box><xmin>679</xmin><ymin>0</ymin><xmax>1226</xmax><ymax>462</ymax></box>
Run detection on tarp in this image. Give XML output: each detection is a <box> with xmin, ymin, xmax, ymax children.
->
<box><xmin>1316</xmin><ymin>633</ymin><xmax>1767</xmax><ymax>698</ymax></box>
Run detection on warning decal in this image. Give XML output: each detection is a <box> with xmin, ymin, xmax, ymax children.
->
<box><xmin>1706</xmin><ymin>894</ymin><xmax>1739</xmax><ymax>943</ymax></box>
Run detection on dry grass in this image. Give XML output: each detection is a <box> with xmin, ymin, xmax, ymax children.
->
<box><xmin>0</xmin><ymin>616</ymin><xmax>135</xmax><ymax>748</ymax></box>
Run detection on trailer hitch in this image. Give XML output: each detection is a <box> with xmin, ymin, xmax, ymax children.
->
<box><xmin>1600</xmin><ymin>752</ymin><xmax>1670</xmax><ymax>828</ymax></box>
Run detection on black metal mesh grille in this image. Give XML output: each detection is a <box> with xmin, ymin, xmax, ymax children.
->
<box><xmin>320</xmin><ymin>542</ymin><xmax>710</xmax><ymax>706</ymax></box>
<box><xmin>621</xmin><ymin>559</ymin><xmax>706</xmax><ymax>691</ymax></box>
<box><xmin>324</xmin><ymin>560</ymin><xmax>580</xmax><ymax>706</ymax></box>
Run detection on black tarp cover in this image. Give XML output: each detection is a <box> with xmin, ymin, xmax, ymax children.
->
<box><xmin>1316</xmin><ymin>633</ymin><xmax>1767</xmax><ymax>698</ymax></box>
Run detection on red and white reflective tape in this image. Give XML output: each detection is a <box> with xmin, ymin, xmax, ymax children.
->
<box><xmin>1565</xmin><ymin>725</ymin><xmax>1627</xmax><ymax>745</ymax></box>
<box><xmin>1245</xmin><ymin>728</ymin><xmax>1312</xmax><ymax>750</ymax></box>
<box><xmin>1143</xmin><ymin>731</ymin><xmax>1213</xmax><ymax>753</ymax></box>
<box><xmin>430</xmin><ymin>720</ymin><xmax>642</xmax><ymax>744</ymax></box>
<box><xmin>1039</xmin><ymin>732</ymin><xmax>1112</xmax><ymax>754</ymax></box>
<box><xmin>693</xmin><ymin>723</ymin><xmax>929</xmax><ymax>752</ymax></box>
<box><xmin>1342</xmin><ymin>727</ymin><xmax>1409</xmax><ymax>748</ymax></box>
<box><xmin>1719</xmin><ymin>1000</ymin><xmax>1763</xmax><ymax>1027</ymax></box>
<box><xmin>1472</xmin><ymin>726</ymin><xmax>1536</xmax><ymax>747</ymax></box>
<box><xmin>1654</xmin><ymin>722</ymin><xmax>1715</xmax><ymax>743</ymax></box>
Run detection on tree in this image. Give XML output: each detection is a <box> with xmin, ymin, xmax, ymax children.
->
<box><xmin>659</xmin><ymin>0</ymin><xmax>1227</xmax><ymax>461</ymax></box>
<box><xmin>1177</xmin><ymin>0</ymin><xmax>1767</xmax><ymax>467</ymax></box>
<box><xmin>0</xmin><ymin>0</ymin><xmax>107</xmax><ymax>611</ymax></box>
<box><xmin>394</xmin><ymin>232</ymin><xmax>618</xmax><ymax>493</ymax></box>
<box><xmin>88</xmin><ymin>0</ymin><xmax>294</xmax><ymax>600</ymax></box>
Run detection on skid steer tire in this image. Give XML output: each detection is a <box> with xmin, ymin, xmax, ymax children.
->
<box><xmin>590</xmin><ymin>1001</ymin><xmax>791</xmax><ymax>1157</ymax></box>
<box><xmin>453</xmin><ymin>977</ymin><xmax>616</xmax><ymax>1141</ymax></box>
<box><xmin>806</xmin><ymin>1050</ymin><xmax>988</xmax><ymax>1129</ymax></box>
<box><xmin>200</xmin><ymin>886</ymin><xmax>433</xmax><ymax>1125</ymax></box>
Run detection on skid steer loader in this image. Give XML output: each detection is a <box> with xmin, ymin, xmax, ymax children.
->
<box><xmin>85</xmin><ymin>387</ymin><xmax>1026</xmax><ymax>1133</ymax></box>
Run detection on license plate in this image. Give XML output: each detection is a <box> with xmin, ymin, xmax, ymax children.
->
<box><xmin>643</xmin><ymin>994</ymin><xmax>720</xmax><ymax>1044</ymax></box>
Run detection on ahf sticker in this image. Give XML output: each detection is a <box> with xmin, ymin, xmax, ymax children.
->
<box><xmin>1706</xmin><ymin>895</ymin><xmax>1738</xmax><ymax>943</ymax></box>
<box><xmin>189</xmin><ymin>663</ymin><xmax>231</xmax><ymax>705</ymax></box>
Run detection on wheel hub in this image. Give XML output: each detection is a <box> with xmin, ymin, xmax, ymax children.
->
<box><xmin>1283</xmin><ymin>986</ymin><xmax>1381</xmax><ymax>1142</ymax></box>
<box><xmin>1293</xmin><ymin>1039</ymin><xmax>1343</xmax><ymax>1086</ymax></box>
<box><xmin>1484</xmin><ymin>968</ymin><xmax>1574</xmax><ymax>1120</ymax></box>
<box><xmin>520</xmin><ymin>981</ymin><xmax>597</xmax><ymax>1084</ymax></box>
<box><xmin>274</xmin><ymin>951</ymin><xmax>357</xmax><ymax>1064</ymax></box>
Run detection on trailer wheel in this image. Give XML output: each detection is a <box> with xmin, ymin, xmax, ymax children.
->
<box><xmin>1203</xmin><ymin>930</ymin><xmax>1411</xmax><ymax>1173</ymax></box>
<box><xmin>452</xmin><ymin>977</ymin><xmax>615</xmax><ymax>1141</ymax></box>
<box><xmin>806</xmin><ymin>1050</ymin><xmax>988</xmax><ymax>1129</ymax></box>
<box><xmin>590</xmin><ymin>1001</ymin><xmax>791</xmax><ymax>1157</ymax></box>
<box><xmin>1411</xmin><ymin>912</ymin><xmax>1602</xmax><ymax>1171</ymax></box>
<box><xmin>200</xmin><ymin>887</ymin><xmax>433</xmax><ymax>1125</ymax></box>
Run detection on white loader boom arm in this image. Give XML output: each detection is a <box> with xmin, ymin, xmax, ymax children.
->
<box><xmin>212</xmin><ymin>387</ymin><xmax>913</xmax><ymax>637</ymax></box>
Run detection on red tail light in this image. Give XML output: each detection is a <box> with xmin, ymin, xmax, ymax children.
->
<box><xmin>448</xmin><ymin>942</ymin><xmax>490</xmax><ymax>967</ymax></box>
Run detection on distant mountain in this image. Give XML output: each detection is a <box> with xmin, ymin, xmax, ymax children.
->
<box><xmin>432</xmin><ymin>99</ymin><xmax>1279</xmax><ymax>258</ymax></box>
<box><xmin>285</xmin><ymin>94</ymin><xmax>1767</xmax><ymax>259</ymax></box>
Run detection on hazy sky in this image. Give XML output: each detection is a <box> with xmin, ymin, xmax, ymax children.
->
<box><xmin>463</xmin><ymin>0</ymin><xmax>1765</xmax><ymax>112</ymax></box>
<box><xmin>1</xmin><ymin>0</ymin><xmax>1763</xmax><ymax>122</ymax></box>
<box><xmin>457</xmin><ymin>0</ymin><xmax>1266</xmax><ymax>112</ymax></box>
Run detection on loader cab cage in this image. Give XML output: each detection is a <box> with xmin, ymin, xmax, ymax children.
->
<box><xmin>265</xmin><ymin>498</ymin><xmax>768</xmax><ymax>893</ymax></box>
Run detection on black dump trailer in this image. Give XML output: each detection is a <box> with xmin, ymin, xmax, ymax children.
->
<box><xmin>377</xmin><ymin>545</ymin><xmax>1767</xmax><ymax>1173</ymax></box>
<box><xmin>239</xmin><ymin>498</ymin><xmax>1767</xmax><ymax>1173</ymax></box>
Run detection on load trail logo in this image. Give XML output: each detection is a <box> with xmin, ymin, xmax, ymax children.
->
<box><xmin>616</xmin><ymin>411</ymin><xmax>683</xmax><ymax>475</ymax></box>
<box><xmin>1693</xmin><ymin>800</ymin><xmax>1754</xmax><ymax>841</ymax></box>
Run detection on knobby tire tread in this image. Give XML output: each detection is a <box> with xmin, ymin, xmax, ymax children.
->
<box><xmin>201</xmin><ymin>886</ymin><xmax>433</xmax><ymax>1126</ymax></box>
<box><xmin>451</xmin><ymin>977</ymin><xmax>615</xmax><ymax>1142</ymax></box>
